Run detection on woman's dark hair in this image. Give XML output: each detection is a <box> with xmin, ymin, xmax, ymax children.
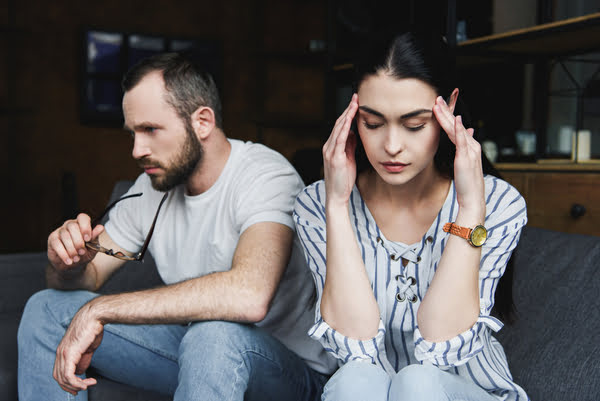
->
<box><xmin>352</xmin><ymin>31</ymin><xmax>516</xmax><ymax>322</ymax></box>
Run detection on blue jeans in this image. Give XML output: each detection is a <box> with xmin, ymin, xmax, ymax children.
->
<box><xmin>18</xmin><ymin>289</ymin><xmax>328</xmax><ymax>401</ymax></box>
<box><xmin>322</xmin><ymin>361</ymin><xmax>498</xmax><ymax>401</ymax></box>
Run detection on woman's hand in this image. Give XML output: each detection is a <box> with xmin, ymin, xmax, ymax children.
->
<box><xmin>323</xmin><ymin>94</ymin><xmax>359</xmax><ymax>208</ymax></box>
<box><xmin>433</xmin><ymin>92</ymin><xmax>485</xmax><ymax>217</ymax></box>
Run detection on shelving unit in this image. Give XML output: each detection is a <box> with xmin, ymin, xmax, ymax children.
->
<box><xmin>457</xmin><ymin>12</ymin><xmax>600</xmax><ymax>59</ymax></box>
<box><xmin>250</xmin><ymin>1</ymin><xmax>331</xmax><ymax>164</ymax></box>
<box><xmin>457</xmin><ymin>12</ymin><xmax>600</xmax><ymax>163</ymax></box>
<box><xmin>459</xmin><ymin>12</ymin><xmax>600</xmax><ymax>236</ymax></box>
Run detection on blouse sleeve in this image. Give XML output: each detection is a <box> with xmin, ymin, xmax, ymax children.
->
<box><xmin>293</xmin><ymin>182</ymin><xmax>388</xmax><ymax>367</ymax></box>
<box><xmin>414</xmin><ymin>177</ymin><xmax>528</xmax><ymax>368</ymax></box>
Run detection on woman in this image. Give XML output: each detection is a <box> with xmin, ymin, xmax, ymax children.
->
<box><xmin>293</xmin><ymin>32</ymin><xmax>529</xmax><ymax>401</ymax></box>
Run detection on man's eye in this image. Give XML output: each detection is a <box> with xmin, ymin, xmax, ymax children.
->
<box><xmin>144</xmin><ymin>127</ymin><xmax>156</xmax><ymax>133</ymax></box>
<box><xmin>363</xmin><ymin>122</ymin><xmax>382</xmax><ymax>130</ymax></box>
<box><xmin>406</xmin><ymin>124</ymin><xmax>425</xmax><ymax>132</ymax></box>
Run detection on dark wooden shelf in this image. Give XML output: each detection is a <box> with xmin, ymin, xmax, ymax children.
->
<box><xmin>457</xmin><ymin>12</ymin><xmax>600</xmax><ymax>60</ymax></box>
<box><xmin>253</xmin><ymin>114</ymin><xmax>329</xmax><ymax>132</ymax></box>
<box><xmin>252</xmin><ymin>50</ymin><xmax>328</xmax><ymax>66</ymax></box>
<box><xmin>0</xmin><ymin>107</ymin><xmax>33</xmax><ymax>115</ymax></box>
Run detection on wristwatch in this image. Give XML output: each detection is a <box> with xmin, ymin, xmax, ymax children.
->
<box><xmin>443</xmin><ymin>223</ymin><xmax>487</xmax><ymax>247</ymax></box>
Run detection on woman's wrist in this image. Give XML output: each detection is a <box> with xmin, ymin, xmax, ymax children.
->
<box><xmin>455</xmin><ymin>206</ymin><xmax>486</xmax><ymax>227</ymax></box>
<box><xmin>455</xmin><ymin>197</ymin><xmax>486</xmax><ymax>225</ymax></box>
<box><xmin>325</xmin><ymin>198</ymin><xmax>350</xmax><ymax>214</ymax></box>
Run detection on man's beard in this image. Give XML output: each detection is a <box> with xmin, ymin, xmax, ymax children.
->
<box><xmin>143</xmin><ymin>122</ymin><xmax>204</xmax><ymax>192</ymax></box>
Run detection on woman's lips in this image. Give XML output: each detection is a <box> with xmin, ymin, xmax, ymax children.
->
<box><xmin>380</xmin><ymin>162</ymin><xmax>409</xmax><ymax>173</ymax></box>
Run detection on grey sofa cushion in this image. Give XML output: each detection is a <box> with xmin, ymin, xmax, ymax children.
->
<box><xmin>0</xmin><ymin>252</ymin><xmax>48</xmax><ymax>401</ymax></box>
<box><xmin>496</xmin><ymin>226</ymin><xmax>600</xmax><ymax>401</ymax></box>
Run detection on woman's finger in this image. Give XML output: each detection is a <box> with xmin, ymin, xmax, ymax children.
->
<box><xmin>324</xmin><ymin>95</ymin><xmax>357</xmax><ymax>156</ymax></box>
<box><xmin>326</xmin><ymin>95</ymin><xmax>357</xmax><ymax>160</ymax></box>
<box><xmin>335</xmin><ymin>99</ymin><xmax>358</xmax><ymax>149</ymax></box>
<box><xmin>455</xmin><ymin>115</ymin><xmax>468</xmax><ymax>152</ymax></box>
<box><xmin>434</xmin><ymin>97</ymin><xmax>456</xmax><ymax>129</ymax></box>
<box><xmin>433</xmin><ymin>103</ymin><xmax>457</xmax><ymax>144</ymax></box>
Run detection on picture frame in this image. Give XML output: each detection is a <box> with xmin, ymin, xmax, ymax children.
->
<box><xmin>79</xmin><ymin>28</ymin><xmax>222</xmax><ymax>127</ymax></box>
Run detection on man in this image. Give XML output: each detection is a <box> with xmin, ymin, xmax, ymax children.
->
<box><xmin>18</xmin><ymin>53</ymin><xmax>336</xmax><ymax>400</ymax></box>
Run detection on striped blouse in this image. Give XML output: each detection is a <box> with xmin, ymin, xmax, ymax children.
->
<box><xmin>293</xmin><ymin>175</ymin><xmax>529</xmax><ymax>401</ymax></box>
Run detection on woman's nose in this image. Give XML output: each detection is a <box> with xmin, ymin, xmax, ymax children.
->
<box><xmin>384</xmin><ymin>128</ymin><xmax>404</xmax><ymax>155</ymax></box>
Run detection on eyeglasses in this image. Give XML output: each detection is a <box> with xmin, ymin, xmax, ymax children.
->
<box><xmin>85</xmin><ymin>191</ymin><xmax>169</xmax><ymax>261</ymax></box>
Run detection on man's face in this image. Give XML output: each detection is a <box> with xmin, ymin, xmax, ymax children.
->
<box><xmin>122</xmin><ymin>71</ymin><xmax>203</xmax><ymax>191</ymax></box>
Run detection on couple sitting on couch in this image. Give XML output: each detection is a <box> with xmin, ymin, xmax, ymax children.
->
<box><xmin>18</xmin><ymin>31</ymin><xmax>529</xmax><ymax>401</ymax></box>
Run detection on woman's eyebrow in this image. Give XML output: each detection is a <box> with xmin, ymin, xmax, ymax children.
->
<box><xmin>358</xmin><ymin>106</ymin><xmax>432</xmax><ymax>120</ymax></box>
<box><xmin>358</xmin><ymin>105</ymin><xmax>384</xmax><ymax>118</ymax></box>
<box><xmin>400</xmin><ymin>109</ymin><xmax>433</xmax><ymax>119</ymax></box>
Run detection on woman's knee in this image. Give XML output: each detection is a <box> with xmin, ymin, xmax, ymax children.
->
<box><xmin>390</xmin><ymin>364</ymin><xmax>447</xmax><ymax>401</ymax></box>
<box><xmin>322</xmin><ymin>361</ymin><xmax>390</xmax><ymax>401</ymax></box>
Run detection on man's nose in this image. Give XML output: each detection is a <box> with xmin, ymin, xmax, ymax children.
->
<box><xmin>131</xmin><ymin>134</ymin><xmax>151</xmax><ymax>160</ymax></box>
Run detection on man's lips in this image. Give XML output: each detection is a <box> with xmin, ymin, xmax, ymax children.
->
<box><xmin>141</xmin><ymin>166</ymin><xmax>160</xmax><ymax>174</ymax></box>
<box><xmin>380</xmin><ymin>162</ymin><xmax>409</xmax><ymax>173</ymax></box>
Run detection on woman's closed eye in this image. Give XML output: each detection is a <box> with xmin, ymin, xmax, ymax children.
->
<box><xmin>363</xmin><ymin>121</ymin><xmax>383</xmax><ymax>130</ymax></box>
<box><xmin>405</xmin><ymin>123</ymin><xmax>426</xmax><ymax>132</ymax></box>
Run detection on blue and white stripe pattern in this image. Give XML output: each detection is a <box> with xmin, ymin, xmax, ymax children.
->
<box><xmin>293</xmin><ymin>175</ymin><xmax>529</xmax><ymax>400</ymax></box>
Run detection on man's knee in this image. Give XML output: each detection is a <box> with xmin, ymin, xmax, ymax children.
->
<box><xmin>18</xmin><ymin>289</ymin><xmax>60</xmax><ymax>342</ymax></box>
<box><xmin>322</xmin><ymin>361</ymin><xmax>390</xmax><ymax>401</ymax></box>
<box><xmin>179</xmin><ymin>321</ymin><xmax>256</xmax><ymax>355</ymax></box>
<box><xmin>18</xmin><ymin>289</ymin><xmax>96</xmax><ymax>346</ymax></box>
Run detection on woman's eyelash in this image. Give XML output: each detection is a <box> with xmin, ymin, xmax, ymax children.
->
<box><xmin>406</xmin><ymin>124</ymin><xmax>425</xmax><ymax>132</ymax></box>
<box><xmin>362</xmin><ymin>122</ymin><xmax>426</xmax><ymax>131</ymax></box>
<box><xmin>363</xmin><ymin>122</ymin><xmax>382</xmax><ymax>129</ymax></box>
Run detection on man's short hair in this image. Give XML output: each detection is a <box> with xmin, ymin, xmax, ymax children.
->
<box><xmin>122</xmin><ymin>52</ymin><xmax>223</xmax><ymax>128</ymax></box>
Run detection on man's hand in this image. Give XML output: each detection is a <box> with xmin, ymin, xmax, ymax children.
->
<box><xmin>53</xmin><ymin>304</ymin><xmax>103</xmax><ymax>395</ymax></box>
<box><xmin>48</xmin><ymin>213</ymin><xmax>104</xmax><ymax>272</ymax></box>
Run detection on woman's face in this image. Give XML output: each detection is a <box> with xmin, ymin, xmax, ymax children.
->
<box><xmin>356</xmin><ymin>73</ymin><xmax>441</xmax><ymax>186</ymax></box>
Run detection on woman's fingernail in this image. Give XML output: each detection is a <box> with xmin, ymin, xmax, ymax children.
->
<box><xmin>84</xmin><ymin>235</ymin><xmax>90</xmax><ymax>241</ymax></box>
<box><xmin>73</xmin><ymin>256</ymin><xmax>80</xmax><ymax>263</ymax></box>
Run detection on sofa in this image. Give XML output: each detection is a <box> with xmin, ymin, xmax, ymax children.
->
<box><xmin>1</xmin><ymin>181</ymin><xmax>599</xmax><ymax>400</ymax></box>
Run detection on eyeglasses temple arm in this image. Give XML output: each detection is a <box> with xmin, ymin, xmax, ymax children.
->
<box><xmin>137</xmin><ymin>191</ymin><xmax>169</xmax><ymax>261</ymax></box>
<box><xmin>91</xmin><ymin>192</ymin><xmax>143</xmax><ymax>227</ymax></box>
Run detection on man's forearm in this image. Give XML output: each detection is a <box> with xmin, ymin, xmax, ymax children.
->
<box><xmin>46</xmin><ymin>262</ymin><xmax>98</xmax><ymax>291</ymax></box>
<box><xmin>86</xmin><ymin>269</ymin><xmax>272</xmax><ymax>326</ymax></box>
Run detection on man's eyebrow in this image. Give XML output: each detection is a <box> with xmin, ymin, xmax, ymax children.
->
<box><xmin>123</xmin><ymin>122</ymin><xmax>162</xmax><ymax>131</ymax></box>
<box><xmin>358</xmin><ymin>106</ymin><xmax>433</xmax><ymax>120</ymax></box>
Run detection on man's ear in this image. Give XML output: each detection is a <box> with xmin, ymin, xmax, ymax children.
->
<box><xmin>447</xmin><ymin>88</ymin><xmax>459</xmax><ymax>114</ymax></box>
<box><xmin>191</xmin><ymin>106</ymin><xmax>216</xmax><ymax>140</ymax></box>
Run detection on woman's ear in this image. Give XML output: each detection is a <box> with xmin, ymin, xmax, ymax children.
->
<box><xmin>191</xmin><ymin>106</ymin><xmax>216</xmax><ymax>140</ymax></box>
<box><xmin>447</xmin><ymin>88</ymin><xmax>459</xmax><ymax>114</ymax></box>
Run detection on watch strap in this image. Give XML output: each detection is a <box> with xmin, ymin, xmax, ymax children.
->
<box><xmin>443</xmin><ymin>222</ymin><xmax>472</xmax><ymax>240</ymax></box>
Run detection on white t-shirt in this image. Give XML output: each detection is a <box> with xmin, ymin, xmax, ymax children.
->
<box><xmin>105</xmin><ymin>139</ymin><xmax>337</xmax><ymax>374</ymax></box>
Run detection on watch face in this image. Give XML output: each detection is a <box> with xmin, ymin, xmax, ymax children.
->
<box><xmin>470</xmin><ymin>225</ymin><xmax>487</xmax><ymax>247</ymax></box>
